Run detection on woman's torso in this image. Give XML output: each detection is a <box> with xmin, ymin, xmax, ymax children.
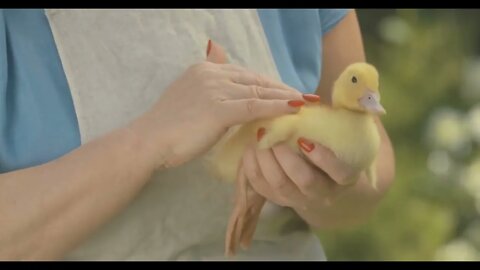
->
<box><xmin>0</xmin><ymin>9</ymin><xmax>348</xmax><ymax>260</ymax></box>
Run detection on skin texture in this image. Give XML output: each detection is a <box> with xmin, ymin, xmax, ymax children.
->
<box><xmin>0</xmin><ymin>40</ymin><xmax>308</xmax><ymax>260</ymax></box>
<box><xmin>225</xmin><ymin>10</ymin><xmax>395</xmax><ymax>256</ymax></box>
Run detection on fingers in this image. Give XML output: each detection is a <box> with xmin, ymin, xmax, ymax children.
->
<box><xmin>204</xmin><ymin>39</ymin><xmax>314</xmax><ymax>121</ymax></box>
<box><xmin>206</xmin><ymin>39</ymin><xmax>228</xmax><ymax>64</ymax></box>
<box><xmin>298</xmin><ymin>138</ymin><xmax>360</xmax><ymax>186</ymax></box>
<box><xmin>224</xmin><ymin>82</ymin><xmax>303</xmax><ymax>101</ymax></box>
<box><xmin>204</xmin><ymin>39</ymin><xmax>299</xmax><ymax>94</ymax></box>
<box><xmin>255</xmin><ymin>147</ymin><xmax>305</xmax><ymax>206</ymax></box>
<box><xmin>218</xmin><ymin>79</ymin><xmax>305</xmax><ymax>127</ymax></box>
<box><xmin>241</xmin><ymin>145</ymin><xmax>278</xmax><ymax>203</ymax></box>
<box><xmin>271</xmin><ymin>143</ymin><xmax>333</xmax><ymax>198</ymax></box>
<box><xmin>224</xmin><ymin>99</ymin><xmax>301</xmax><ymax>126</ymax></box>
<box><xmin>214</xmin><ymin>63</ymin><xmax>295</xmax><ymax>92</ymax></box>
<box><xmin>242</xmin><ymin>143</ymin><xmax>304</xmax><ymax>208</ymax></box>
<box><xmin>228</xmin><ymin>66</ymin><xmax>298</xmax><ymax>93</ymax></box>
<box><xmin>204</xmin><ymin>40</ymin><xmax>294</xmax><ymax>93</ymax></box>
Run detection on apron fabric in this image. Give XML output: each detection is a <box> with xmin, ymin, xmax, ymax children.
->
<box><xmin>45</xmin><ymin>9</ymin><xmax>326</xmax><ymax>260</ymax></box>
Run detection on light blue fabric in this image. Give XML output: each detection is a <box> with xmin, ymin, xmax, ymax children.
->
<box><xmin>0</xmin><ymin>9</ymin><xmax>80</xmax><ymax>173</ymax></box>
<box><xmin>257</xmin><ymin>9</ymin><xmax>349</xmax><ymax>93</ymax></box>
<box><xmin>0</xmin><ymin>9</ymin><xmax>348</xmax><ymax>173</ymax></box>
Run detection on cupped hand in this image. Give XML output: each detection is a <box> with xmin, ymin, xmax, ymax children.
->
<box><xmin>140</xmin><ymin>40</ymin><xmax>307</xmax><ymax>168</ymax></box>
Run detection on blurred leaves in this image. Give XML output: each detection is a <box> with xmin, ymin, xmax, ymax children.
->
<box><xmin>317</xmin><ymin>9</ymin><xmax>480</xmax><ymax>260</ymax></box>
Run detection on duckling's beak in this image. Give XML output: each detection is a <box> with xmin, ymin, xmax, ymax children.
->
<box><xmin>358</xmin><ymin>90</ymin><xmax>386</xmax><ymax>115</ymax></box>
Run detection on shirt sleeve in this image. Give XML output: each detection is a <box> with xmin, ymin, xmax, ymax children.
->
<box><xmin>318</xmin><ymin>9</ymin><xmax>351</xmax><ymax>35</ymax></box>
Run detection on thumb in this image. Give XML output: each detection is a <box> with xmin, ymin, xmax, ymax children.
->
<box><xmin>206</xmin><ymin>39</ymin><xmax>228</xmax><ymax>64</ymax></box>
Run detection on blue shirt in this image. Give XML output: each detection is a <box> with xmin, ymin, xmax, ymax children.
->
<box><xmin>0</xmin><ymin>9</ymin><xmax>348</xmax><ymax>173</ymax></box>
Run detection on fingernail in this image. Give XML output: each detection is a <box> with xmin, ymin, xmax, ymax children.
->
<box><xmin>206</xmin><ymin>39</ymin><xmax>212</xmax><ymax>57</ymax></box>
<box><xmin>302</xmin><ymin>94</ymin><xmax>320</xmax><ymax>102</ymax></box>
<box><xmin>257</xmin><ymin>128</ymin><xmax>265</xmax><ymax>141</ymax></box>
<box><xmin>298</xmin><ymin>137</ymin><xmax>315</xmax><ymax>152</ymax></box>
<box><xmin>288</xmin><ymin>100</ymin><xmax>305</xmax><ymax>107</ymax></box>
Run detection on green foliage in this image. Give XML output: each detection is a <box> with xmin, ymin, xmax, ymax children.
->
<box><xmin>317</xmin><ymin>9</ymin><xmax>480</xmax><ymax>261</ymax></box>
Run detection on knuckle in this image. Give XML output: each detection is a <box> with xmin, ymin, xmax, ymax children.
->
<box><xmin>249</xmin><ymin>85</ymin><xmax>263</xmax><ymax>99</ymax></box>
<box><xmin>245</xmin><ymin>161</ymin><xmax>262</xmax><ymax>181</ymax></box>
<box><xmin>245</xmin><ymin>99</ymin><xmax>257</xmax><ymax>114</ymax></box>
<box><xmin>201</xmin><ymin>69</ymin><xmax>217</xmax><ymax>80</ymax></box>
<box><xmin>230</xmin><ymin>71</ymin><xmax>242</xmax><ymax>84</ymax></box>
<box><xmin>254</xmin><ymin>74</ymin><xmax>265</xmax><ymax>87</ymax></box>
<box><xmin>200</xmin><ymin>78</ymin><xmax>218</xmax><ymax>90</ymax></box>
<box><xmin>189</xmin><ymin>62</ymin><xmax>215</xmax><ymax>77</ymax></box>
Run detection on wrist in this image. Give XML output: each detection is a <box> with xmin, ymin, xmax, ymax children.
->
<box><xmin>124</xmin><ymin>111</ymin><xmax>175</xmax><ymax>172</ymax></box>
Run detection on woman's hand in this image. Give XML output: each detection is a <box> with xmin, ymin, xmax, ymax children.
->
<box><xmin>137</xmin><ymin>40</ymin><xmax>306</xmax><ymax>169</ymax></box>
<box><xmin>225</xmin><ymin>137</ymin><xmax>361</xmax><ymax>255</ymax></box>
<box><xmin>242</xmin><ymin>137</ymin><xmax>360</xmax><ymax>218</ymax></box>
<box><xmin>227</xmin><ymin>10</ymin><xmax>395</xmax><ymax>255</ymax></box>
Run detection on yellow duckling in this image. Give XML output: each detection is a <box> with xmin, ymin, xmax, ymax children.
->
<box><xmin>210</xmin><ymin>62</ymin><xmax>385</xmax><ymax>190</ymax></box>
<box><xmin>207</xmin><ymin>62</ymin><xmax>385</xmax><ymax>257</ymax></box>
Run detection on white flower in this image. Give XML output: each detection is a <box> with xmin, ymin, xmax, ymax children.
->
<box><xmin>426</xmin><ymin>108</ymin><xmax>471</xmax><ymax>153</ymax></box>
<box><xmin>378</xmin><ymin>15</ymin><xmax>411</xmax><ymax>45</ymax></box>
<box><xmin>435</xmin><ymin>239</ymin><xmax>480</xmax><ymax>261</ymax></box>
<box><xmin>467</xmin><ymin>104</ymin><xmax>480</xmax><ymax>145</ymax></box>
<box><xmin>461</xmin><ymin>158</ymin><xmax>480</xmax><ymax>199</ymax></box>
<box><xmin>427</xmin><ymin>150</ymin><xmax>452</xmax><ymax>176</ymax></box>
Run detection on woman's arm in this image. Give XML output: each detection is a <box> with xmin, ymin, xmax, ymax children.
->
<box><xmin>296</xmin><ymin>10</ymin><xmax>396</xmax><ymax>228</ymax></box>
<box><xmin>0</xmin><ymin>55</ymin><xmax>306</xmax><ymax>260</ymax></box>
<box><xmin>0</xmin><ymin>118</ymin><xmax>164</xmax><ymax>260</ymax></box>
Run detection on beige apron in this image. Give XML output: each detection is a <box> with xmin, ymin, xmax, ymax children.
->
<box><xmin>46</xmin><ymin>9</ymin><xmax>326</xmax><ymax>260</ymax></box>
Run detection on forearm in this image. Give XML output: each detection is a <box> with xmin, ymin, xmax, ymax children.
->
<box><xmin>0</xmin><ymin>114</ymin><xmax>166</xmax><ymax>260</ymax></box>
<box><xmin>296</xmin><ymin>120</ymin><xmax>395</xmax><ymax>229</ymax></box>
<box><xmin>294</xmin><ymin>9</ymin><xmax>395</xmax><ymax>229</ymax></box>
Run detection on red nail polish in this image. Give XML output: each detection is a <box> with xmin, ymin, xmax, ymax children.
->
<box><xmin>298</xmin><ymin>137</ymin><xmax>315</xmax><ymax>152</ymax></box>
<box><xmin>302</xmin><ymin>94</ymin><xmax>320</xmax><ymax>102</ymax></box>
<box><xmin>206</xmin><ymin>39</ymin><xmax>212</xmax><ymax>57</ymax></box>
<box><xmin>288</xmin><ymin>100</ymin><xmax>305</xmax><ymax>107</ymax></box>
<box><xmin>257</xmin><ymin>128</ymin><xmax>265</xmax><ymax>141</ymax></box>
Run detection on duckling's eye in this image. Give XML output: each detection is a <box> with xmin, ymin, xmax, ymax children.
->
<box><xmin>351</xmin><ymin>76</ymin><xmax>357</xmax><ymax>83</ymax></box>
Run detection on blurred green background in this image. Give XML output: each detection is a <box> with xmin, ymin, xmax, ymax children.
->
<box><xmin>317</xmin><ymin>9</ymin><xmax>480</xmax><ymax>261</ymax></box>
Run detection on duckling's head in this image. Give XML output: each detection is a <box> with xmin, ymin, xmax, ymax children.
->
<box><xmin>331</xmin><ymin>62</ymin><xmax>385</xmax><ymax>115</ymax></box>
